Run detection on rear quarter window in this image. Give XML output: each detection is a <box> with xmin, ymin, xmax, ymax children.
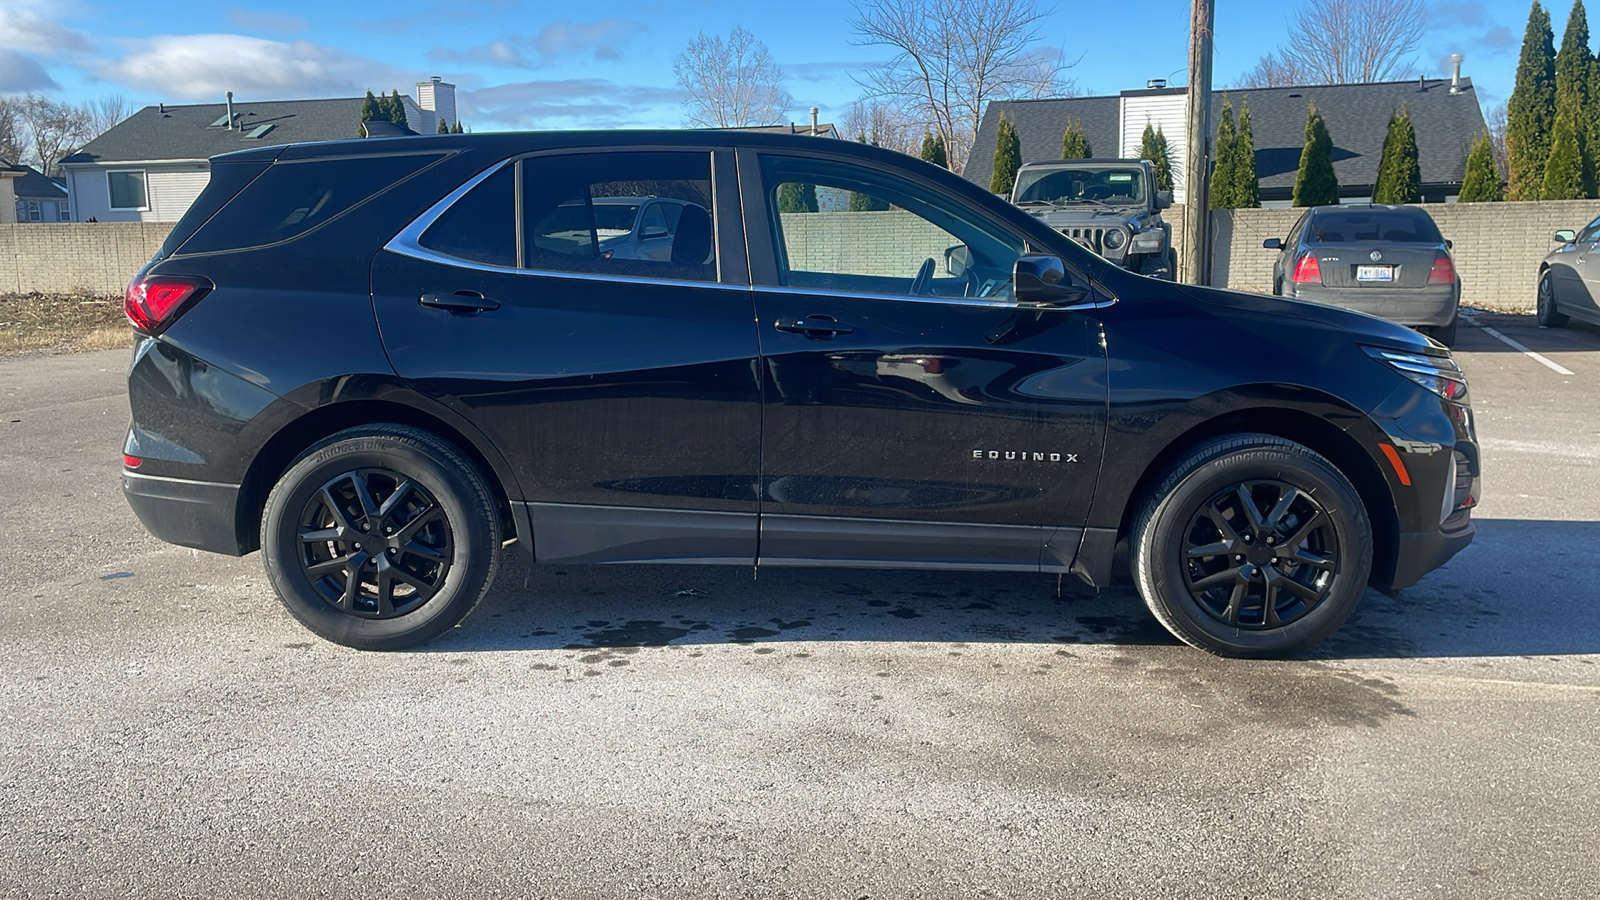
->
<box><xmin>177</xmin><ymin>152</ymin><xmax>446</xmax><ymax>255</ymax></box>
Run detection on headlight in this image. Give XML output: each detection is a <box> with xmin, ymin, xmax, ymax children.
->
<box><xmin>1102</xmin><ymin>229</ymin><xmax>1126</xmax><ymax>251</ymax></box>
<box><xmin>1130</xmin><ymin>229</ymin><xmax>1165</xmax><ymax>253</ymax></box>
<box><xmin>1363</xmin><ymin>346</ymin><xmax>1468</xmax><ymax>402</ymax></box>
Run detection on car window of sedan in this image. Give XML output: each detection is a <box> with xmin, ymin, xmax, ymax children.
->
<box><xmin>758</xmin><ymin>155</ymin><xmax>1026</xmax><ymax>301</ymax></box>
<box><xmin>1577</xmin><ymin>216</ymin><xmax>1600</xmax><ymax>244</ymax></box>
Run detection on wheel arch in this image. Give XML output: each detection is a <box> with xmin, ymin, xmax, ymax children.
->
<box><xmin>235</xmin><ymin>399</ymin><xmax>522</xmax><ymax>556</ymax></box>
<box><xmin>1109</xmin><ymin>406</ymin><xmax>1400</xmax><ymax>589</ymax></box>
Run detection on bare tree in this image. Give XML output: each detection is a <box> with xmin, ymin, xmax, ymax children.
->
<box><xmin>850</xmin><ymin>0</ymin><xmax>1070</xmax><ymax>173</ymax></box>
<box><xmin>87</xmin><ymin>95</ymin><xmax>132</xmax><ymax>136</ymax></box>
<box><xmin>841</xmin><ymin>98</ymin><xmax>924</xmax><ymax>155</ymax></box>
<box><xmin>1237</xmin><ymin>0</ymin><xmax>1421</xmax><ymax>87</ymax></box>
<box><xmin>19</xmin><ymin>96</ymin><xmax>93</xmax><ymax>177</ymax></box>
<box><xmin>0</xmin><ymin>97</ymin><xmax>26</xmax><ymax>166</ymax></box>
<box><xmin>673</xmin><ymin>26</ymin><xmax>791</xmax><ymax>128</ymax></box>
<box><xmin>1487</xmin><ymin>101</ymin><xmax>1508</xmax><ymax>178</ymax></box>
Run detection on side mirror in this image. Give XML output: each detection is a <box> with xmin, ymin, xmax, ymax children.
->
<box><xmin>1262</xmin><ymin>238</ymin><xmax>1283</xmax><ymax>250</ymax></box>
<box><xmin>640</xmin><ymin>225</ymin><xmax>670</xmax><ymax>240</ymax></box>
<box><xmin>1554</xmin><ymin>229</ymin><xmax>1577</xmax><ymax>243</ymax></box>
<box><xmin>1014</xmin><ymin>255</ymin><xmax>1089</xmax><ymax>306</ymax></box>
<box><xmin>944</xmin><ymin>244</ymin><xmax>973</xmax><ymax>277</ymax></box>
<box><xmin>1156</xmin><ymin>190</ymin><xmax>1173</xmax><ymax>209</ymax></box>
<box><xmin>1444</xmin><ymin>238</ymin><xmax>1453</xmax><ymax>250</ymax></box>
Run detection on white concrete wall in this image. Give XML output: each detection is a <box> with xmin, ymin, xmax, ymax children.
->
<box><xmin>65</xmin><ymin>163</ymin><xmax>210</xmax><ymax>223</ymax></box>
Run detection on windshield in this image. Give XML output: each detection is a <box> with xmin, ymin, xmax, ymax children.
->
<box><xmin>1013</xmin><ymin>167</ymin><xmax>1147</xmax><ymax>206</ymax></box>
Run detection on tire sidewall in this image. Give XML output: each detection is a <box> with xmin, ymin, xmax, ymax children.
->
<box><xmin>1138</xmin><ymin>444</ymin><xmax>1372</xmax><ymax>657</ymax></box>
<box><xmin>261</xmin><ymin>434</ymin><xmax>494</xmax><ymax>649</ymax></box>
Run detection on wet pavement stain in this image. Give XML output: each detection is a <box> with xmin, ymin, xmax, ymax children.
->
<box><xmin>887</xmin><ymin>607</ymin><xmax>921</xmax><ymax>619</ymax></box>
<box><xmin>730</xmin><ymin>626</ymin><xmax>780</xmax><ymax>642</ymax></box>
<box><xmin>577</xmin><ymin>620</ymin><xmax>692</xmax><ymax>647</ymax></box>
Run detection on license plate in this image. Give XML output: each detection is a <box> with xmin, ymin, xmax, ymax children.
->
<box><xmin>1356</xmin><ymin>265</ymin><xmax>1394</xmax><ymax>282</ymax></box>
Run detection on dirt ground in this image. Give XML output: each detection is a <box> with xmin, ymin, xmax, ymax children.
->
<box><xmin>0</xmin><ymin>293</ymin><xmax>130</xmax><ymax>356</ymax></box>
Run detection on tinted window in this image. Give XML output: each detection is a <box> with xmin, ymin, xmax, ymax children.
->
<box><xmin>418</xmin><ymin>165</ymin><xmax>515</xmax><ymax>266</ymax></box>
<box><xmin>1577</xmin><ymin>215</ymin><xmax>1600</xmax><ymax>244</ymax></box>
<box><xmin>760</xmin><ymin>155</ymin><xmax>1026</xmax><ymax>300</ymax></box>
<box><xmin>1309</xmin><ymin>209</ymin><xmax>1442</xmax><ymax>243</ymax></box>
<box><xmin>182</xmin><ymin>153</ymin><xmax>444</xmax><ymax>253</ymax></box>
<box><xmin>522</xmin><ymin>152</ymin><xmax>714</xmax><ymax>282</ymax></box>
<box><xmin>1013</xmin><ymin>166</ymin><xmax>1146</xmax><ymax>206</ymax></box>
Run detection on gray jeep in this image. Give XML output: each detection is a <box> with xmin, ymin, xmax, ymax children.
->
<box><xmin>1009</xmin><ymin>158</ymin><xmax>1174</xmax><ymax>278</ymax></box>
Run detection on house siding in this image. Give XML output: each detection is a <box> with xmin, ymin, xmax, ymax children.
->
<box><xmin>1120</xmin><ymin>93</ymin><xmax>1189</xmax><ymax>199</ymax></box>
<box><xmin>66</xmin><ymin>163</ymin><xmax>210</xmax><ymax>223</ymax></box>
<box><xmin>0</xmin><ymin>178</ymin><xmax>15</xmax><ymax>224</ymax></box>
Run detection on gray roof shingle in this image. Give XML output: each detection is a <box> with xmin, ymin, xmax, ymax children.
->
<box><xmin>6</xmin><ymin>164</ymin><xmax>67</xmax><ymax>199</ymax></box>
<box><xmin>60</xmin><ymin>97</ymin><xmax>371</xmax><ymax>166</ymax></box>
<box><xmin>966</xmin><ymin>79</ymin><xmax>1488</xmax><ymax>196</ymax></box>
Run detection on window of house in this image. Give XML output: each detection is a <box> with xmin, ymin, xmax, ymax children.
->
<box><xmin>57</xmin><ymin>201</ymin><xmax>70</xmax><ymax>222</ymax></box>
<box><xmin>24</xmin><ymin>200</ymin><xmax>41</xmax><ymax>222</ymax></box>
<box><xmin>108</xmin><ymin>170</ymin><xmax>148</xmax><ymax>210</ymax></box>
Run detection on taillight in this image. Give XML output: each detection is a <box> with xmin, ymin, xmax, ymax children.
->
<box><xmin>1427</xmin><ymin>256</ymin><xmax>1455</xmax><ymax>285</ymax></box>
<box><xmin>1292</xmin><ymin>254</ymin><xmax>1322</xmax><ymax>283</ymax></box>
<box><xmin>123</xmin><ymin>454</ymin><xmax>143</xmax><ymax>469</ymax></box>
<box><xmin>125</xmin><ymin>277</ymin><xmax>210</xmax><ymax>334</ymax></box>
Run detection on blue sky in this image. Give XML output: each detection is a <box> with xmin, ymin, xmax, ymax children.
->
<box><xmin>0</xmin><ymin>0</ymin><xmax>1534</xmax><ymax>131</ymax></box>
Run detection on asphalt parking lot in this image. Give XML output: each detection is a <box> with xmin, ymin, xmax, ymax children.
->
<box><xmin>2</xmin><ymin>310</ymin><xmax>1598</xmax><ymax>898</ymax></box>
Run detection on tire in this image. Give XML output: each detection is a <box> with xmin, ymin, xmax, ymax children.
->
<box><xmin>1425</xmin><ymin>314</ymin><xmax>1458</xmax><ymax>347</ymax></box>
<box><xmin>1130</xmin><ymin>434</ymin><xmax>1373</xmax><ymax>658</ymax></box>
<box><xmin>1536</xmin><ymin>269</ymin><xmax>1570</xmax><ymax>328</ymax></box>
<box><xmin>1138</xmin><ymin>251</ymin><xmax>1173</xmax><ymax>280</ymax></box>
<box><xmin>260</xmin><ymin>424</ymin><xmax>501</xmax><ymax>650</ymax></box>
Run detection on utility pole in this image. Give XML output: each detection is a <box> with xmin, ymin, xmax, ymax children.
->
<box><xmin>1179</xmin><ymin>0</ymin><xmax>1214</xmax><ymax>285</ymax></box>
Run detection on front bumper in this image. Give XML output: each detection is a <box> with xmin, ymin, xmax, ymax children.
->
<box><xmin>1291</xmin><ymin>284</ymin><xmax>1458</xmax><ymax>327</ymax></box>
<box><xmin>1382</xmin><ymin>514</ymin><xmax>1475</xmax><ymax>590</ymax></box>
<box><xmin>122</xmin><ymin>470</ymin><xmax>245</xmax><ymax>556</ymax></box>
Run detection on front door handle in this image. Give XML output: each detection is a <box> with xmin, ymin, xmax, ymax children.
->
<box><xmin>774</xmin><ymin>315</ymin><xmax>855</xmax><ymax>338</ymax></box>
<box><xmin>420</xmin><ymin>290</ymin><xmax>501</xmax><ymax>314</ymax></box>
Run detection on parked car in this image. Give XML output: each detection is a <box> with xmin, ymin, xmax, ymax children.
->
<box><xmin>120</xmin><ymin>132</ymin><xmax>1477</xmax><ymax>658</ymax></box>
<box><xmin>1010</xmin><ymin>158</ymin><xmax>1173</xmax><ymax>278</ymax></box>
<box><xmin>1536</xmin><ymin>216</ymin><xmax>1600</xmax><ymax>328</ymax></box>
<box><xmin>1263</xmin><ymin>204</ymin><xmax>1461</xmax><ymax>345</ymax></box>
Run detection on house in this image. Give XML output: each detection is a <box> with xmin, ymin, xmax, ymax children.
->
<box><xmin>59</xmin><ymin>78</ymin><xmax>458</xmax><ymax>223</ymax></box>
<box><xmin>5</xmin><ymin>164</ymin><xmax>71</xmax><ymax>222</ymax></box>
<box><xmin>967</xmin><ymin>77</ymin><xmax>1489</xmax><ymax>205</ymax></box>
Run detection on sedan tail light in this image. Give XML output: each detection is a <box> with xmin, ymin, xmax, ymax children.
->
<box><xmin>125</xmin><ymin>276</ymin><xmax>212</xmax><ymax>334</ymax></box>
<box><xmin>1291</xmin><ymin>254</ymin><xmax>1322</xmax><ymax>283</ymax></box>
<box><xmin>1427</xmin><ymin>256</ymin><xmax>1456</xmax><ymax>285</ymax></box>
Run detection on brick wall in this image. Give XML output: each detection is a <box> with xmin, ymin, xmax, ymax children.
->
<box><xmin>0</xmin><ymin>222</ymin><xmax>175</xmax><ymax>295</ymax></box>
<box><xmin>1205</xmin><ymin>200</ymin><xmax>1600</xmax><ymax>311</ymax></box>
<box><xmin>780</xmin><ymin>210</ymin><xmax>964</xmax><ymax>277</ymax></box>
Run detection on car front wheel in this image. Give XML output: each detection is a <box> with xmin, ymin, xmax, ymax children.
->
<box><xmin>260</xmin><ymin>424</ymin><xmax>501</xmax><ymax>650</ymax></box>
<box><xmin>1537</xmin><ymin>270</ymin><xmax>1570</xmax><ymax>328</ymax></box>
<box><xmin>1131</xmin><ymin>434</ymin><xmax>1373</xmax><ymax>657</ymax></box>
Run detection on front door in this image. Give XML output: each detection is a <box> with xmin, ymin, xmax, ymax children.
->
<box><xmin>373</xmin><ymin>148</ymin><xmax>764</xmax><ymax>563</ymax></box>
<box><xmin>739</xmin><ymin>150</ymin><xmax>1108</xmax><ymax>572</ymax></box>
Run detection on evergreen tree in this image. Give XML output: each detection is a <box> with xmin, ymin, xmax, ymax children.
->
<box><xmin>1292</xmin><ymin>104</ymin><xmax>1339</xmax><ymax>206</ymax></box>
<box><xmin>1543</xmin><ymin>87</ymin><xmax>1588</xmax><ymax>198</ymax></box>
<box><xmin>388</xmin><ymin>90</ymin><xmax>409</xmax><ymax>128</ymax></box>
<box><xmin>1232</xmin><ymin>102</ymin><xmax>1260</xmax><ymax>208</ymax></box>
<box><xmin>777</xmin><ymin>182</ymin><xmax>819</xmax><ymax>213</ymax></box>
<box><xmin>919</xmin><ymin>129</ymin><xmax>948</xmax><ymax>168</ymax></box>
<box><xmin>1459</xmin><ymin>132</ymin><xmax>1505</xmax><ymax>201</ymax></box>
<box><xmin>989</xmin><ymin>114</ymin><xmax>1022</xmax><ymax>195</ymax></box>
<box><xmin>1555</xmin><ymin>0</ymin><xmax>1594</xmax><ymax>194</ymax></box>
<box><xmin>1507</xmin><ymin>1</ymin><xmax>1558</xmax><ymax>199</ymax></box>
<box><xmin>1151</xmin><ymin>127</ymin><xmax>1174</xmax><ymax>191</ymax></box>
<box><xmin>1060</xmin><ymin>118</ymin><xmax>1092</xmax><ymax>158</ymax></box>
<box><xmin>452</xmin><ymin>121</ymin><xmax>465</xmax><ymax>133</ymax></box>
<box><xmin>437</xmin><ymin>118</ymin><xmax>450</xmax><ymax>134</ymax></box>
<box><xmin>1211</xmin><ymin>100</ymin><xmax>1238</xmax><ymax>208</ymax></box>
<box><xmin>359</xmin><ymin>90</ymin><xmax>379</xmax><ymax>136</ymax></box>
<box><xmin>1374</xmin><ymin>106</ymin><xmax>1421</xmax><ymax>204</ymax></box>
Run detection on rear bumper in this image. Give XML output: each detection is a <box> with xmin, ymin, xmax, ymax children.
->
<box><xmin>122</xmin><ymin>470</ymin><xmax>245</xmax><ymax>556</ymax></box>
<box><xmin>1381</xmin><ymin>515</ymin><xmax>1475</xmax><ymax>590</ymax></box>
<box><xmin>1290</xmin><ymin>284</ymin><xmax>1458</xmax><ymax>327</ymax></box>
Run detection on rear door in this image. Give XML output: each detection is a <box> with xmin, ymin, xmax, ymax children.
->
<box><xmin>739</xmin><ymin>149</ymin><xmax>1108</xmax><ymax>572</ymax></box>
<box><xmin>372</xmin><ymin>147</ymin><xmax>764</xmax><ymax>564</ymax></box>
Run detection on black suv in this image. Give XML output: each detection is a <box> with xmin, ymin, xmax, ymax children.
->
<box><xmin>121</xmin><ymin>131</ymin><xmax>1477</xmax><ymax>656</ymax></box>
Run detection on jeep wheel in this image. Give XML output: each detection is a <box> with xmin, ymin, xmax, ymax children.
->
<box><xmin>1138</xmin><ymin>252</ymin><xmax>1173</xmax><ymax>280</ymax></box>
<box><xmin>261</xmin><ymin>424</ymin><xmax>501</xmax><ymax>650</ymax></box>
<box><xmin>1130</xmin><ymin>434</ymin><xmax>1372</xmax><ymax>657</ymax></box>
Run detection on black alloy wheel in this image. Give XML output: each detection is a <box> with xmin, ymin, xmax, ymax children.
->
<box><xmin>1537</xmin><ymin>270</ymin><xmax>1570</xmax><ymax>328</ymax></box>
<box><xmin>262</xmin><ymin>424</ymin><xmax>501</xmax><ymax>650</ymax></box>
<box><xmin>297</xmin><ymin>468</ymin><xmax>453</xmax><ymax>618</ymax></box>
<box><xmin>1180</xmin><ymin>481</ymin><xmax>1338</xmax><ymax>630</ymax></box>
<box><xmin>1131</xmin><ymin>434</ymin><xmax>1372</xmax><ymax>657</ymax></box>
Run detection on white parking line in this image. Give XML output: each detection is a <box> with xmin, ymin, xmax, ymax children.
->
<box><xmin>1472</xmin><ymin>323</ymin><xmax>1577</xmax><ymax>376</ymax></box>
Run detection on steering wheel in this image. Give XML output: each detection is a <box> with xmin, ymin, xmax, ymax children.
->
<box><xmin>910</xmin><ymin>257</ymin><xmax>935</xmax><ymax>296</ymax></box>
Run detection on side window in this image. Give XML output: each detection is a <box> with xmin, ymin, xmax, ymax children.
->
<box><xmin>638</xmin><ymin>202</ymin><xmax>670</xmax><ymax>237</ymax></box>
<box><xmin>1286</xmin><ymin>212</ymin><xmax>1309</xmax><ymax>248</ymax></box>
<box><xmin>418</xmin><ymin>165</ymin><xmax>516</xmax><ymax>267</ymax></box>
<box><xmin>760</xmin><ymin>155</ymin><xmax>1026</xmax><ymax>300</ymax></box>
<box><xmin>1577</xmin><ymin>216</ymin><xmax>1600</xmax><ymax>244</ymax></box>
<box><xmin>522</xmin><ymin>152</ymin><xmax>715</xmax><ymax>282</ymax></box>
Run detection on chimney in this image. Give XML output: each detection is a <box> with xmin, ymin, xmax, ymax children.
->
<box><xmin>810</xmin><ymin>107</ymin><xmax>819</xmax><ymax>136</ymax></box>
<box><xmin>1450</xmin><ymin>53</ymin><xmax>1464</xmax><ymax>94</ymax></box>
<box><xmin>1147</xmin><ymin>78</ymin><xmax>1167</xmax><ymax>90</ymax></box>
<box><xmin>416</xmin><ymin>76</ymin><xmax>458</xmax><ymax>132</ymax></box>
<box><xmin>225</xmin><ymin>91</ymin><xmax>234</xmax><ymax>130</ymax></box>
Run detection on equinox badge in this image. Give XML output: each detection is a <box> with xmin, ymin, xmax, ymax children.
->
<box><xmin>973</xmin><ymin>450</ymin><xmax>1079</xmax><ymax>463</ymax></box>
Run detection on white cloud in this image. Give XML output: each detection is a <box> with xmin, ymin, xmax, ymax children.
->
<box><xmin>96</xmin><ymin>34</ymin><xmax>417</xmax><ymax>101</ymax></box>
<box><xmin>461</xmin><ymin>78</ymin><xmax>683</xmax><ymax>129</ymax></box>
<box><xmin>0</xmin><ymin>4</ymin><xmax>93</xmax><ymax>56</ymax></box>
<box><xmin>429</xmin><ymin>18</ymin><xmax>647</xmax><ymax>70</ymax></box>
<box><xmin>0</xmin><ymin>47</ymin><xmax>56</xmax><ymax>91</ymax></box>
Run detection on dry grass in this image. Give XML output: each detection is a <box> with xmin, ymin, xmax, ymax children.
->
<box><xmin>0</xmin><ymin>292</ymin><xmax>130</xmax><ymax>356</ymax></box>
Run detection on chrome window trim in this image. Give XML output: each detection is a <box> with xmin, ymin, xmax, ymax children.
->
<box><xmin>751</xmin><ymin>283</ymin><xmax>1117</xmax><ymax>311</ymax></box>
<box><xmin>122</xmin><ymin>471</ymin><xmax>240</xmax><ymax>489</ymax></box>
<box><xmin>383</xmin><ymin>155</ymin><xmax>741</xmax><ymax>291</ymax></box>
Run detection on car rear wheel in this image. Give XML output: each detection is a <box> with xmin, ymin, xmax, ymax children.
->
<box><xmin>1537</xmin><ymin>270</ymin><xmax>1570</xmax><ymax>328</ymax></box>
<box><xmin>1425</xmin><ymin>314</ymin><xmax>1458</xmax><ymax>346</ymax></box>
<box><xmin>261</xmin><ymin>424</ymin><xmax>501</xmax><ymax>650</ymax></box>
<box><xmin>1130</xmin><ymin>434</ymin><xmax>1372</xmax><ymax>657</ymax></box>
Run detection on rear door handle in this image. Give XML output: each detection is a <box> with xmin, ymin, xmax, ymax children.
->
<box><xmin>420</xmin><ymin>290</ymin><xmax>501</xmax><ymax>314</ymax></box>
<box><xmin>774</xmin><ymin>315</ymin><xmax>855</xmax><ymax>338</ymax></box>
